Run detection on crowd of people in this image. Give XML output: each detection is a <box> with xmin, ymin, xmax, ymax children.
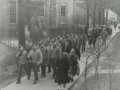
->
<box><xmin>16</xmin><ymin>25</ymin><xmax>112</xmax><ymax>90</ymax></box>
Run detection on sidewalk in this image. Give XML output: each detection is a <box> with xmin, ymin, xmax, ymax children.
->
<box><xmin>1</xmin><ymin>27</ymin><xmax>119</xmax><ymax>90</ymax></box>
<box><xmin>68</xmin><ymin>29</ymin><xmax>119</xmax><ymax>90</ymax></box>
<box><xmin>1</xmin><ymin>61</ymin><xmax>81</xmax><ymax>90</ymax></box>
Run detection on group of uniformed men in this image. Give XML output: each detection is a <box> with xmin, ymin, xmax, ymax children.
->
<box><xmin>16</xmin><ymin>25</ymin><xmax>112</xmax><ymax>84</ymax></box>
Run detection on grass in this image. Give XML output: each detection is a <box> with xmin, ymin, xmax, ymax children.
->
<box><xmin>0</xmin><ymin>49</ymin><xmax>17</xmax><ymax>68</ymax></box>
<box><xmin>0</xmin><ymin>47</ymin><xmax>18</xmax><ymax>83</ymax></box>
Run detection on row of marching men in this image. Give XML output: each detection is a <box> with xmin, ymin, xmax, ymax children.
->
<box><xmin>15</xmin><ymin>26</ymin><xmax>111</xmax><ymax>89</ymax></box>
<box><xmin>16</xmin><ymin>33</ymin><xmax>83</xmax><ymax>87</ymax></box>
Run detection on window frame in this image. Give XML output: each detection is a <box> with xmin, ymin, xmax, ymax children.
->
<box><xmin>60</xmin><ymin>5</ymin><xmax>66</xmax><ymax>16</ymax></box>
<box><xmin>9</xmin><ymin>0</ymin><xmax>18</xmax><ymax>25</ymax></box>
<box><xmin>59</xmin><ymin>3</ymin><xmax>67</xmax><ymax>25</ymax></box>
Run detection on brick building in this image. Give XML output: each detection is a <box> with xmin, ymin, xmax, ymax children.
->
<box><xmin>0</xmin><ymin>0</ymin><xmax>86</xmax><ymax>37</ymax></box>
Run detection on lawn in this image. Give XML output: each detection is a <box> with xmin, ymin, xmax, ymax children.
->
<box><xmin>80</xmin><ymin>73</ymin><xmax>120</xmax><ymax>90</ymax></box>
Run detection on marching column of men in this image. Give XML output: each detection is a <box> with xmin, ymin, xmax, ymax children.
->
<box><xmin>16</xmin><ymin>25</ymin><xmax>112</xmax><ymax>84</ymax></box>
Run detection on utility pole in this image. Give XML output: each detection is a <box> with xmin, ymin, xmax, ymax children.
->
<box><xmin>101</xmin><ymin>0</ymin><xmax>105</xmax><ymax>25</ymax></box>
<box><xmin>18</xmin><ymin>0</ymin><xmax>30</xmax><ymax>47</ymax></box>
<box><xmin>18</xmin><ymin>0</ymin><xmax>25</xmax><ymax>47</ymax></box>
<box><xmin>98</xmin><ymin>0</ymin><xmax>102</xmax><ymax>26</ymax></box>
<box><xmin>93</xmin><ymin>0</ymin><xmax>97</xmax><ymax>28</ymax></box>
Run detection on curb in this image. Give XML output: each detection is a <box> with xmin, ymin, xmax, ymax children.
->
<box><xmin>68</xmin><ymin>32</ymin><xmax>118</xmax><ymax>90</ymax></box>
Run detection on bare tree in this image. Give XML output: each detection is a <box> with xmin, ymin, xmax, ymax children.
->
<box><xmin>18</xmin><ymin>0</ymin><xmax>31</xmax><ymax>47</ymax></box>
<box><xmin>105</xmin><ymin>50</ymin><xmax>116</xmax><ymax>90</ymax></box>
<box><xmin>87</xmin><ymin>36</ymin><xmax>107</xmax><ymax>90</ymax></box>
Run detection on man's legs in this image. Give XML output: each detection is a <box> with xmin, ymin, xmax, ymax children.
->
<box><xmin>48</xmin><ymin>58</ymin><xmax>51</xmax><ymax>73</ymax></box>
<box><xmin>51</xmin><ymin>58</ymin><xmax>55</xmax><ymax>78</ymax></box>
<box><xmin>23</xmin><ymin>64</ymin><xmax>30</xmax><ymax>80</ymax></box>
<box><xmin>32</xmin><ymin>63</ymin><xmax>38</xmax><ymax>84</ymax></box>
<box><xmin>17</xmin><ymin>64</ymin><xmax>22</xmax><ymax>83</ymax></box>
<box><xmin>41</xmin><ymin>63</ymin><xmax>44</xmax><ymax>77</ymax></box>
<box><xmin>27</xmin><ymin>62</ymin><xmax>32</xmax><ymax>76</ymax></box>
<box><xmin>42</xmin><ymin>63</ymin><xmax>46</xmax><ymax>77</ymax></box>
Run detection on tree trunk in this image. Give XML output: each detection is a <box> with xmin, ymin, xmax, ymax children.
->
<box><xmin>86</xmin><ymin>0</ymin><xmax>90</xmax><ymax>31</ymax></box>
<box><xmin>85</xmin><ymin>58</ymin><xmax>88</xmax><ymax>90</ymax></box>
<box><xmin>98</xmin><ymin>0</ymin><xmax>102</xmax><ymax>26</ymax></box>
<box><xmin>18</xmin><ymin>0</ymin><xmax>25</xmax><ymax>47</ymax></box>
<box><xmin>93</xmin><ymin>0</ymin><xmax>97</xmax><ymax>28</ymax></box>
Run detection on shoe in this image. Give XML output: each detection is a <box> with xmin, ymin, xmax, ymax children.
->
<box><xmin>16</xmin><ymin>81</ymin><xmax>21</xmax><ymax>84</ymax></box>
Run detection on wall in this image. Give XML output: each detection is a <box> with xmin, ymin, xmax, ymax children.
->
<box><xmin>0</xmin><ymin>0</ymin><xmax>86</xmax><ymax>37</ymax></box>
<box><xmin>0</xmin><ymin>0</ymin><xmax>9</xmax><ymax>37</ymax></box>
<box><xmin>105</xmin><ymin>9</ymin><xmax>118</xmax><ymax>23</ymax></box>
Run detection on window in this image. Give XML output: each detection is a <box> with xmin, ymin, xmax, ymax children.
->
<box><xmin>10</xmin><ymin>1</ymin><xmax>17</xmax><ymax>24</ymax></box>
<box><xmin>38</xmin><ymin>4</ymin><xmax>44</xmax><ymax>16</ymax></box>
<box><xmin>61</xmin><ymin>6</ymin><xmax>66</xmax><ymax>16</ymax></box>
<box><xmin>60</xmin><ymin>5</ymin><xmax>66</xmax><ymax>24</ymax></box>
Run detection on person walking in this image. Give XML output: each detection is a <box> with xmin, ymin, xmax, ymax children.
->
<box><xmin>16</xmin><ymin>46</ymin><xmax>30</xmax><ymax>84</ymax></box>
<box><xmin>47</xmin><ymin>42</ymin><xmax>53</xmax><ymax>73</ymax></box>
<box><xmin>88</xmin><ymin>29</ymin><xmax>93</xmax><ymax>48</ymax></box>
<box><xmin>101</xmin><ymin>28</ymin><xmax>108</xmax><ymax>48</ymax></box>
<box><xmin>26</xmin><ymin>42</ymin><xmax>33</xmax><ymax>77</ymax></box>
<box><xmin>57</xmin><ymin>52</ymin><xmax>70</xmax><ymax>90</ymax></box>
<box><xmin>81</xmin><ymin>33</ymin><xmax>87</xmax><ymax>53</ymax></box>
<box><xmin>69</xmin><ymin>49</ymin><xmax>78</xmax><ymax>82</ymax></box>
<box><xmin>40</xmin><ymin>44</ymin><xmax>48</xmax><ymax>78</ymax></box>
<box><xmin>64</xmin><ymin>42</ymin><xmax>71</xmax><ymax>54</ymax></box>
<box><xmin>51</xmin><ymin>42</ymin><xmax>61</xmax><ymax>82</ymax></box>
<box><xmin>28</xmin><ymin>44</ymin><xmax>43</xmax><ymax>84</ymax></box>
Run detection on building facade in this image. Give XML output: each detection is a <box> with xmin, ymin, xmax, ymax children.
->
<box><xmin>105</xmin><ymin>9</ymin><xmax>118</xmax><ymax>24</ymax></box>
<box><xmin>0</xmin><ymin>0</ymin><xmax>86</xmax><ymax>37</ymax></box>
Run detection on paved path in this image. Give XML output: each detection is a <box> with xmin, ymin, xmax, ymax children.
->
<box><xmin>0</xmin><ymin>48</ymin><xmax>91</xmax><ymax>90</ymax></box>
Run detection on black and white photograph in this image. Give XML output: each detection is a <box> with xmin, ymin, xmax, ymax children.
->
<box><xmin>0</xmin><ymin>0</ymin><xmax>120</xmax><ymax>90</ymax></box>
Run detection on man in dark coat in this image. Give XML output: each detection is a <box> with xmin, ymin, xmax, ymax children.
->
<box><xmin>105</xmin><ymin>26</ymin><xmax>112</xmax><ymax>36</ymax></box>
<box><xmin>40</xmin><ymin>44</ymin><xmax>48</xmax><ymax>78</ymax></box>
<box><xmin>81</xmin><ymin>33</ymin><xmax>87</xmax><ymax>53</ymax></box>
<box><xmin>63</xmin><ymin>42</ymin><xmax>71</xmax><ymax>54</ymax></box>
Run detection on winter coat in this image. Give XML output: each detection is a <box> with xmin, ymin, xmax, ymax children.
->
<box><xmin>57</xmin><ymin>52</ymin><xmax>70</xmax><ymax>84</ymax></box>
